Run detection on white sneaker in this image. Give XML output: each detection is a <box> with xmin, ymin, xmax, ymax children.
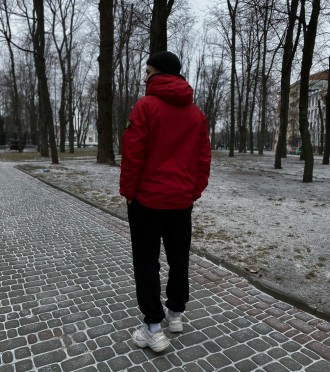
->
<box><xmin>132</xmin><ymin>325</ymin><xmax>170</xmax><ymax>352</ymax></box>
<box><xmin>165</xmin><ymin>309</ymin><xmax>183</xmax><ymax>333</ymax></box>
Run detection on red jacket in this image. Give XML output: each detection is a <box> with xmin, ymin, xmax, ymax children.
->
<box><xmin>120</xmin><ymin>74</ymin><xmax>211</xmax><ymax>209</ymax></box>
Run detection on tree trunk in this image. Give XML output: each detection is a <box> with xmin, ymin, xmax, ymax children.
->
<box><xmin>258</xmin><ymin>2</ymin><xmax>270</xmax><ymax>156</ymax></box>
<box><xmin>33</xmin><ymin>0</ymin><xmax>58</xmax><ymax>164</ymax></box>
<box><xmin>149</xmin><ymin>0</ymin><xmax>174</xmax><ymax>54</ymax></box>
<box><xmin>299</xmin><ymin>0</ymin><xmax>320</xmax><ymax>182</ymax></box>
<box><xmin>227</xmin><ymin>0</ymin><xmax>238</xmax><ymax>158</ymax></box>
<box><xmin>1</xmin><ymin>1</ymin><xmax>23</xmax><ymax>150</ymax></box>
<box><xmin>318</xmin><ymin>99</ymin><xmax>324</xmax><ymax>155</ymax></box>
<box><xmin>97</xmin><ymin>0</ymin><xmax>115</xmax><ymax>164</ymax></box>
<box><xmin>323</xmin><ymin>59</ymin><xmax>330</xmax><ymax>165</ymax></box>
<box><xmin>58</xmin><ymin>66</ymin><xmax>67</xmax><ymax>153</ymax></box>
<box><xmin>68</xmin><ymin>60</ymin><xmax>74</xmax><ymax>153</ymax></box>
<box><xmin>274</xmin><ymin>0</ymin><xmax>300</xmax><ymax>169</ymax></box>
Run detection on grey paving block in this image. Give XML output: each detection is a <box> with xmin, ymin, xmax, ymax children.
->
<box><xmin>306</xmin><ymin>360</ymin><xmax>330</xmax><ymax>372</ymax></box>
<box><xmin>223</xmin><ymin>344</ymin><xmax>255</xmax><ymax>362</ymax></box>
<box><xmin>1</xmin><ymin>163</ymin><xmax>330</xmax><ymax>372</ymax></box>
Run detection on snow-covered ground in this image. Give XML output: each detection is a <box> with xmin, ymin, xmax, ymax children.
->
<box><xmin>18</xmin><ymin>150</ymin><xmax>330</xmax><ymax>316</ymax></box>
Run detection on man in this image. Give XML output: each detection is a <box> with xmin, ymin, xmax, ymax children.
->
<box><xmin>120</xmin><ymin>51</ymin><xmax>211</xmax><ymax>352</ymax></box>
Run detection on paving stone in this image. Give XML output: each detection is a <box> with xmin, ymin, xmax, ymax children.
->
<box><xmin>153</xmin><ymin>356</ymin><xmax>173</xmax><ymax>371</ymax></box>
<box><xmin>34</xmin><ymin>349</ymin><xmax>67</xmax><ymax>368</ymax></box>
<box><xmin>164</xmin><ymin>353</ymin><xmax>181</xmax><ymax>367</ymax></box>
<box><xmin>263</xmin><ymin>362</ymin><xmax>291</xmax><ymax>371</ymax></box>
<box><xmin>202</xmin><ymin>326</ymin><xmax>224</xmax><ymax>339</ymax></box>
<box><xmin>67</xmin><ymin>343</ymin><xmax>88</xmax><ymax>356</ymax></box>
<box><xmin>269</xmin><ymin>331</ymin><xmax>290</xmax><ymax>344</ymax></box>
<box><xmin>37</xmin><ymin>364</ymin><xmax>62</xmax><ymax>372</ymax></box>
<box><xmin>181</xmin><ymin>363</ymin><xmax>205</xmax><ymax>372</ymax></box>
<box><xmin>235</xmin><ymin>359</ymin><xmax>259</xmax><ymax>372</ymax></box>
<box><xmin>306</xmin><ymin>341</ymin><xmax>330</xmax><ymax>361</ymax></box>
<box><xmin>248</xmin><ymin>338</ymin><xmax>272</xmax><ymax>352</ymax></box>
<box><xmin>252</xmin><ymin>352</ymin><xmax>273</xmax><ymax>366</ymax></box>
<box><xmin>231</xmin><ymin>328</ymin><xmax>260</xmax><ymax>343</ymax></box>
<box><xmin>305</xmin><ymin>360</ymin><xmax>330</xmax><ymax>372</ymax></box>
<box><xmin>178</xmin><ymin>331</ymin><xmax>207</xmax><ymax>346</ymax></box>
<box><xmin>222</xmin><ymin>294</ymin><xmax>245</xmax><ymax>306</ymax></box>
<box><xmin>31</xmin><ymin>339</ymin><xmax>62</xmax><ymax>355</ymax></box>
<box><xmin>109</xmin><ymin>330</ymin><xmax>131</xmax><ymax>342</ymax></box>
<box><xmin>231</xmin><ymin>317</ymin><xmax>253</xmax><ymax>328</ymax></box>
<box><xmin>282</xmin><ymin>340</ymin><xmax>302</xmax><ymax>352</ymax></box>
<box><xmin>215</xmin><ymin>335</ymin><xmax>238</xmax><ymax>349</ymax></box>
<box><xmin>287</xmin><ymin>318</ymin><xmax>316</xmax><ymax>333</ymax></box>
<box><xmin>279</xmin><ymin>356</ymin><xmax>304</xmax><ymax>370</ymax></box>
<box><xmin>268</xmin><ymin>347</ymin><xmax>288</xmax><ymax>359</ymax></box>
<box><xmin>310</xmin><ymin>330</ymin><xmax>329</xmax><ymax>342</ymax></box>
<box><xmin>264</xmin><ymin>317</ymin><xmax>292</xmax><ymax>333</ymax></box>
<box><xmin>317</xmin><ymin>322</ymin><xmax>330</xmax><ymax>332</ymax></box>
<box><xmin>15</xmin><ymin>359</ymin><xmax>34</xmax><ymax>372</ymax></box>
<box><xmin>87</xmin><ymin>324</ymin><xmax>113</xmax><ymax>339</ymax></box>
<box><xmin>1</xmin><ymin>351</ymin><xmax>13</xmax><ymax>364</ymax></box>
<box><xmin>128</xmin><ymin>350</ymin><xmax>148</xmax><ymax>365</ymax></box>
<box><xmin>217</xmin><ymin>367</ymin><xmax>238</xmax><ymax>372</ymax></box>
<box><xmin>223</xmin><ymin>344</ymin><xmax>255</xmax><ymax>362</ymax></box>
<box><xmin>127</xmin><ymin>367</ymin><xmax>144</xmax><ymax>372</ymax></box>
<box><xmin>205</xmin><ymin>352</ymin><xmax>232</xmax><ymax>369</ymax></box>
<box><xmin>61</xmin><ymin>353</ymin><xmax>95</xmax><ymax>371</ymax></box>
<box><xmin>93</xmin><ymin>346</ymin><xmax>115</xmax><ymax>361</ymax></box>
<box><xmin>196</xmin><ymin>360</ymin><xmax>214</xmax><ymax>372</ymax></box>
<box><xmin>0</xmin><ymin>338</ymin><xmax>27</xmax><ymax>352</ymax></box>
<box><xmin>113</xmin><ymin>341</ymin><xmax>130</xmax><ymax>354</ymax></box>
<box><xmin>177</xmin><ymin>345</ymin><xmax>208</xmax><ymax>362</ymax></box>
<box><xmin>107</xmin><ymin>355</ymin><xmax>132</xmax><ymax>371</ymax></box>
<box><xmin>18</xmin><ymin>321</ymin><xmax>48</xmax><ymax>336</ymax></box>
<box><xmin>291</xmin><ymin>351</ymin><xmax>313</xmax><ymax>366</ymax></box>
<box><xmin>2</xmin><ymin>163</ymin><xmax>330</xmax><ymax>372</ymax></box>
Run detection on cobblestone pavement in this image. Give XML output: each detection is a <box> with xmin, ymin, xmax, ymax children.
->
<box><xmin>1</xmin><ymin>162</ymin><xmax>330</xmax><ymax>372</ymax></box>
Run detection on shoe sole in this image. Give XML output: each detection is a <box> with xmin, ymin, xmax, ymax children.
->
<box><xmin>133</xmin><ymin>336</ymin><xmax>170</xmax><ymax>352</ymax></box>
<box><xmin>168</xmin><ymin>323</ymin><xmax>183</xmax><ymax>333</ymax></box>
<box><xmin>165</xmin><ymin>314</ymin><xmax>183</xmax><ymax>333</ymax></box>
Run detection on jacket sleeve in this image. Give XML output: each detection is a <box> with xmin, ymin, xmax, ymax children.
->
<box><xmin>119</xmin><ymin>100</ymin><xmax>148</xmax><ymax>201</ymax></box>
<box><xmin>192</xmin><ymin>116</ymin><xmax>211</xmax><ymax>201</ymax></box>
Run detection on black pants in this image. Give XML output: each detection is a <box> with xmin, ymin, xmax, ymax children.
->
<box><xmin>127</xmin><ymin>199</ymin><xmax>192</xmax><ymax>324</ymax></box>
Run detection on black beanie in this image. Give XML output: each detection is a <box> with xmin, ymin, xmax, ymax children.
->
<box><xmin>146</xmin><ymin>51</ymin><xmax>181</xmax><ymax>75</ymax></box>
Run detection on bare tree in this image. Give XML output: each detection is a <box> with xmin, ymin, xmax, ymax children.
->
<box><xmin>0</xmin><ymin>1</ymin><xmax>23</xmax><ymax>150</ymax></box>
<box><xmin>149</xmin><ymin>0</ymin><xmax>174</xmax><ymax>54</ymax></box>
<box><xmin>115</xmin><ymin>1</ymin><xmax>134</xmax><ymax>155</ymax></box>
<box><xmin>255</xmin><ymin>0</ymin><xmax>280</xmax><ymax>155</ymax></box>
<box><xmin>299</xmin><ymin>0</ymin><xmax>321</xmax><ymax>182</ymax></box>
<box><xmin>32</xmin><ymin>0</ymin><xmax>58</xmax><ymax>163</ymax></box>
<box><xmin>274</xmin><ymin>0</ymin><xmax>301</xmax><ymax>169</ymax></box>
<box><xmin>227</xmin><ymin>0</ymin><xmax>239</xmax><ymax>157</ymax></box>
<box><xmin>317</xmin><ymin>98</ymin><xmax>324</xmax><ymax>155</ymax></box>
<box><xmin>47</xmin><ymin>0</ymin><xmax>82</xmax><ymax>153</ymax></box>
<box><xmin>322</xmin><ymin>57</ymin><xmax>330</xmax><ymax>165</ymax></box>
<box><xmin>195</xmin><ymin>52</ymin><xmax>225</xmax><ymax>149</ymax></box>
<box><xmin>97</xmin><ymin>0</ymin><xmax>115</xmax><ymax>164</ymax></box>
<box><xmin>237</xmin><ymin>10</ymin><xmax>260</xmax><ymax>153</ymax></box>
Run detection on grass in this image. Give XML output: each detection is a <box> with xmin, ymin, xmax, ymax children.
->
<box><xmin>305</xmin><ymin>271</ymin><xmax>317</xmax><ymax>280</ymax></box>
<box><xmin>0</xmin><ymin>147</ymin><xmax>98</xmax><ymax>162</ymax></box>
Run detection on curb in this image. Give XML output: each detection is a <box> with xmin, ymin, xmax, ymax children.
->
<box><xmin>16</xmin><ymin>165</ymin><xmax>330</xmax><ymax>323</ymax></box>
<box><xmin>192</xmin><ymin>248</ymin><xmax>330</xmax><ymax>322</ymax></box>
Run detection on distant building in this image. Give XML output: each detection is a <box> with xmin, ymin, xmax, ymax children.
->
<box><xmin>275</xmin><ymin>70</ymin><xmax>328</xmax><ymax>153</ymax></box>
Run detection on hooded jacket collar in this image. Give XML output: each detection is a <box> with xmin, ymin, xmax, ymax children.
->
<box><xmin>146</xmin><ymin>74</ymin><xmax>193</xmax><ymax>106</ymax></box>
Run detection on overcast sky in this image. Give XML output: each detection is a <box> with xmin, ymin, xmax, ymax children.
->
<box><xmin>190</xmin><ymin>0</ymin><xmax>210</xmax><ymax>14</ymax></box>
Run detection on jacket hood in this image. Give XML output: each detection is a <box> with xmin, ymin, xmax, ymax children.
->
<box><xmin>146</xmin><ymin>74</ymin><xmax>193</xmax><ymax>106</ymax></box>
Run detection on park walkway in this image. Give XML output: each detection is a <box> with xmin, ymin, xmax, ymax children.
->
<box><xmin>0</xmin><ymin>161</ymin><xmax>330</xmax><ymax>371</ymax></box>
